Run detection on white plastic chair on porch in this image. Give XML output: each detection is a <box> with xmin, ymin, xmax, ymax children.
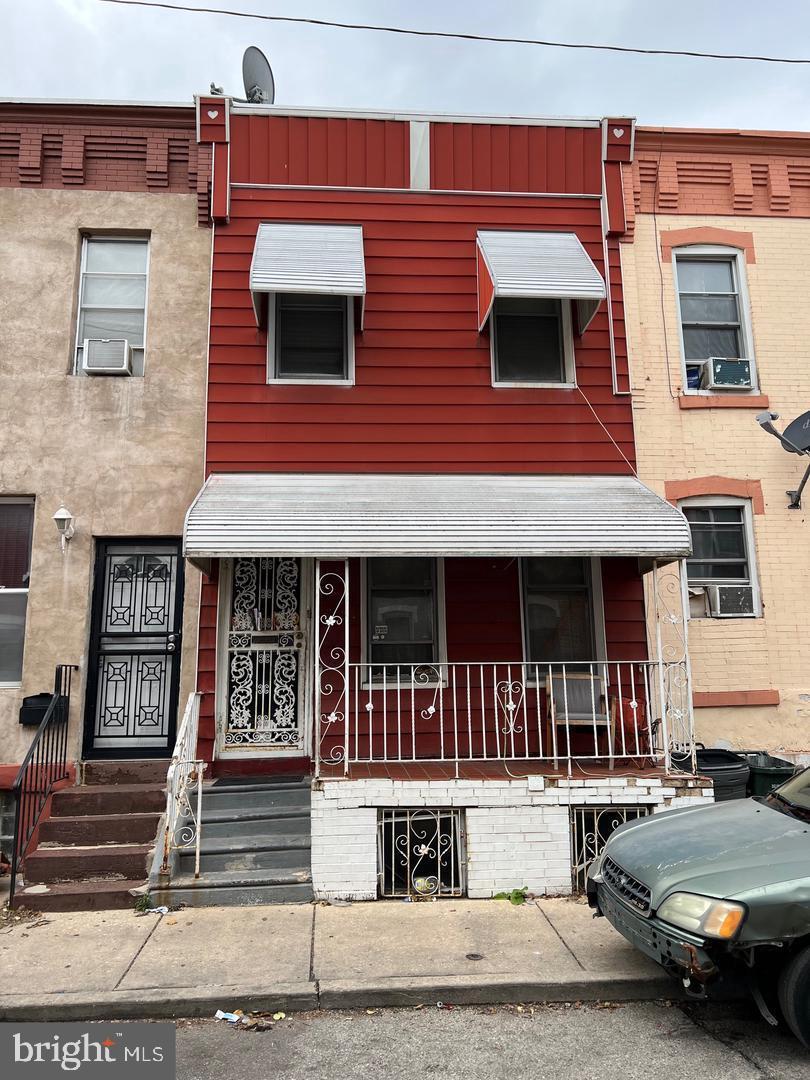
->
<box><xmin>545</xmin><ymin>671</ymin><xmax>614</xmax><ymax>767</ymax></box>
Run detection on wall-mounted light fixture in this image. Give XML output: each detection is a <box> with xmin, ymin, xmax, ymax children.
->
<box><xmin>52</xmin><ymin>505</ymin><xmax>75</xmax><ymax>553</ymax></box>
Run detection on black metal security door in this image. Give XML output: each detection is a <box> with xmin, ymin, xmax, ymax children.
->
<box><xmin>84</xmin><ymin>540</ymin><xmax>184</xmax><ymax>758</ymax></box>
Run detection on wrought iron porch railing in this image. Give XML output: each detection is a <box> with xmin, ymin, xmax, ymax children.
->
<box><xmin>160</xmin><ymin>692</ymin><xmax>205</xmax><ymax>880</ymax></box>
<box><xmin>9</xmin><ymin>664</ymin><xmax>77</xmax><ymax>905</ymax></box>
<box><xmin>317</xmin><ymin>660</ymin><xmax>695</xmax><ymax>777</ymax></box>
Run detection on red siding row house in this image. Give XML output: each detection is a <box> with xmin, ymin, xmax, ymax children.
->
<box><xmin>170</xmin><ymin>97</ymin><xmax>709</xmax><ymax>904</ymax></box>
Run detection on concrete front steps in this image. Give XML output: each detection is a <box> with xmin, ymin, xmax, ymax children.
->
<box><xmin>153</xmin><ymin>775</ymin><xmax>313</xmax><ymax>907</ymax></box>
<box><xmin>17</xmin><ymin>760</ymin><xmax>167</xmax><ymax>913</ymax></box>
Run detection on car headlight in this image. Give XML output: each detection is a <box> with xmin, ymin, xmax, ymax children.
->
<box><xmin>657</xmin><ymin>893</ymin><xmax>746</xmax><ymax>939</ymax></box>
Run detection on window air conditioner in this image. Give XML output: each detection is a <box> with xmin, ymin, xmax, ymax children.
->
<box><xmin>702</xmin><ymin>357</ymin><xmax>752</xmax><ymax>390</ymax></box>
<box><xmin>706</xmin><ymin>584</ymin><xmax>756</xmax><ymax>618</ymax></box>
<box><xmin>82</xmin><ymin>338</ymin><xmax>133</xmax><ymax>375</ymax></box>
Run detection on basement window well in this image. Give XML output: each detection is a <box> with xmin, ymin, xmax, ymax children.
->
<box><xmin>378</xmin><ymin>808</ymin><xmax>466</xmax><ymax>898</ymax></box>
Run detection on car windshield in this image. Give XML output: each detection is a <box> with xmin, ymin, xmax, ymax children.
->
<box><xmin>767</xmin><ymin>767</ymin><xmax>810</xmax><ymax>815</ymax></box>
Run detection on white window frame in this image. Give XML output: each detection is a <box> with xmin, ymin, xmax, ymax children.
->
<box><xmin>360</xmin><ymin>557</ymin><xmax>448</xmax><ymax>686</ymax></box>
<box><xmin>679</xmin><ymin>495</ymin><xmax>761</xmax><ymax>618</ymax></box>
<box><xmin>519</xmin><ymin>556</ymin><xmax>607</xmax><ymax>675</ymax></box>
<box><xmin>490</xmin><ymin>298</ymin><xmax>576</xmax><ymax>389</ymax></box>
<box><xmin>73</xmin><ymin>235</ymin><xmax>151</xmax><ymax>377</ymax></box>
<box><xmin>0</xmin><ymin>496</ymin><xmax>35</xmax><ymax>688</ymax></box>
<box><xmin>266</xmin><ymin>293</ymin><xmax>355</xmax><ymax>386</ymax></box>
<box><xmin>672</xmin><ymin>245</ymin><xmax>757</xmax><ymax>395</ymax></box>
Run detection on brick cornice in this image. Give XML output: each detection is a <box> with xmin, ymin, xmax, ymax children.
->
<box><xmin>665</xmin><ymin>476</ymin><xmax>765</xmax><ymax>514</ymax></box>
<box><xmin>660</xmin><ymin>226</ymin><xmax>755</xmax><ymax>262</ymax></box>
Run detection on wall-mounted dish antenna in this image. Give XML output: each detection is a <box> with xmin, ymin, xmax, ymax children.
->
<box><xmin>756</xmin><ymin>409</ymin><xmax>810</xmax><ymax>508</ymax></box>
<box><xmin>243</xmin><ymin>46</ymin><xmax>275</xmax><ymax>104</ymax></box>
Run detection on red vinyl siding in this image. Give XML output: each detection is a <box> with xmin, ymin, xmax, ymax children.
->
<box><xmin>229</xmin><ymin>114</ymin><xmax>410</xmax><ymax>188</ymax></box>
<box><xmin>430</xmin><ymin>123</ymin><xmax>602</xmax><ymax>194</ymax></box>
<box><xmin>207</xmin><ymin>186</ymin><xmax>634</xmax><ymax>474</ymax></box>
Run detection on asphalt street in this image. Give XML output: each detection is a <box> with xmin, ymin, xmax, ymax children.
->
<box><xmin>174</xmin><ymin>1000</ymin><xmax>809</xmax><ymax>1080</ymax></box>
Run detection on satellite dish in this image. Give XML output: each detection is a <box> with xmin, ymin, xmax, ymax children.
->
<box><xmin>782</xmin><ymin>410</ymin><xmax>810</xmax><ymax>454</ymax></box>
<box><xmin>242</xmin><ymin>46</ymin><xmax>275</xmax><ymax>105</ymax></box>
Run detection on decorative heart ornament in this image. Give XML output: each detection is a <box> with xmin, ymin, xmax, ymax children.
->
<box><xmin>612</xmin><ymin>127</ymin><xmax>625</xmax><ymax>138</ymax></box>
<box><xmin>207</xmin><ymin>110</ymin><xmax>220</xmax><ymax>120</ymax></box>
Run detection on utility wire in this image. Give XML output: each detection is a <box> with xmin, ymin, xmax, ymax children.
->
<box><xmin>97</xmin><ymin>0</ymin><xmax>810</xmax><ymax>67</ymax></box>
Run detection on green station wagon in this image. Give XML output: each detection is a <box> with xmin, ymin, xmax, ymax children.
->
<box><xmin>587</xmin><ymin>767</ymin><xmax>810</xmax><ymax>1046</ymax></box>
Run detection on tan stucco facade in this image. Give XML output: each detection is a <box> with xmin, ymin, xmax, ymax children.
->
<box><xmin>622</xmin><ymin>212</ymin><xmax>810</xmax><ymax>755</ymax></box>
<box><xmin>0</xmin><ymin>187</ymin><xmax>210</xmax><ymax>766</ymax></box>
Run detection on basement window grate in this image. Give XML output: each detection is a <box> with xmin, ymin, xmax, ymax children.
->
<box><xmin>570</xmin><ymin>804</ymin><xmax>651</xmax><ymax>893</ymax></box>
<box><xmin>377</xmin><ymin>808</ymin><xmax>466</xmax><ymax>898</ymax></box>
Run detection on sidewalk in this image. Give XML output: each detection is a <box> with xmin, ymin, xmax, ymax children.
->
<box><xmin>0</xmin><ymin>898</ymin><xmax>680</xmax><ymax>1021</ymax></box>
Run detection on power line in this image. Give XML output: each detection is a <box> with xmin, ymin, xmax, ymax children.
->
<box><xmin>97</xmin><ymin>0</ymin><xmax>810</xmax><ymax>66</ymax></box>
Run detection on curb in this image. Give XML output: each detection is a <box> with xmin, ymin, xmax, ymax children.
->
<box><xmin>0</xmin><ymin>972</ymin><xmax>685</xmax><ymax>1022</ymax></box>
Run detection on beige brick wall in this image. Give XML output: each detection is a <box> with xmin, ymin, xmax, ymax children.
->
<box><xmin>622</xmin><ymin>214</ymin><xmax>810</xmax><ymax>754</ymax></box>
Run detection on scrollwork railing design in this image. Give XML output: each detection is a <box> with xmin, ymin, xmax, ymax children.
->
<box><xmin>315</xmin><ymin>561</ymin><xmax>350</xmax><ymax>776</ymax></box>
<box><xmin>161</xmin><ymin>692</ymin><xmax>206</xmax><ymax>880</ymax></box>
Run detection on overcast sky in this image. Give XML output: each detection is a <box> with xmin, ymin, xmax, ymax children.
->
<box><xmin>5</xmin><ymin>0</ymin><xmax>810</xmax><ymax>130</ymax></box>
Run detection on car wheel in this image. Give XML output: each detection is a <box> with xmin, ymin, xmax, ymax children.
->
<box><xmin>778</xmin><ymin>943</ymin><xmax>810</xmax><ymax>1047</ymax></box>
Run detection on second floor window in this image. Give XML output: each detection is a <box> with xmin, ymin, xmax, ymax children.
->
<box><xmin>75</xmin><ymin>237</ymin><xmax>149</xmax><ymax>377</ymax></box>
<box><xmin>674</xmin><ymin>250</ymin><xmax>756</xmax><ymax>392</ymax></box>
<box><xmin>492</xmin><ymin>298</ymin><xmax>574</xmax><ymax>385</ymax></box>
<box><xmin>271</xmin><ymin>294</ymin><xmax>351</xmax><ymax>381</ymax></box>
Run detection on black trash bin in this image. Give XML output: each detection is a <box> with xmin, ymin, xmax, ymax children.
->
<box><xmin>694</xmin><ymin>747</ymin><xmax>750</xmax><ymax>801</ymax></box>
<box><xmin>739</xmin><ymin>751</ymin><xmax>796</xmax><ymax>797</ymax></box>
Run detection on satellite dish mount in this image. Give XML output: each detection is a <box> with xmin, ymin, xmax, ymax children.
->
<box><xmin>756</xmin><ymin>410</ymin><xmax>810</xmax><ymax>509</ymax></box>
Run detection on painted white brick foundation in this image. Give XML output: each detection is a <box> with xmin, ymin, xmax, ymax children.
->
<box><xmin>310</xmin><ymin>774</ymin><xmax>712</xmax><ymax>901</ymax></box>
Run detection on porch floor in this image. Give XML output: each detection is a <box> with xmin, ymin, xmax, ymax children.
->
<box><xmin>319</xmin><ymin>759</ymin><xmax>674</xmax><ymax>782</ymax></box>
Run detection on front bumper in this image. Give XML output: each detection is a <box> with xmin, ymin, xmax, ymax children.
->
<box><xmin>594</xmin><ymin>881</ymin><xmax>717</xmax><ymax>982</ymax></box>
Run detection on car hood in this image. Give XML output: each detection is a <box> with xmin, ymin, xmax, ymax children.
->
<box><xmin>604</xmin><ymin>798</ymin><xmax>810</xmax><ymax>907</ymax></box>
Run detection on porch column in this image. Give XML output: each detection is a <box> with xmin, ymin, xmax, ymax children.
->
<box><xmin>314</xmin><ymin>559</ymin><xmax>350</xmax><ymax>778</ymax></box>
<box><xmin>650</xmin><ymin>559</ymin><xmax>695</xmax><ymax>773</ymax></box>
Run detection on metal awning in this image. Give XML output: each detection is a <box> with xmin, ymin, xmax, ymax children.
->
<box><xmin>249</xmin><ymin>223</ymin><xmax>366</xmax><ymax>325</ymax></box>
<box><xmin>184</xmin><ymin>473</ymin><xmax>691</xmax><ymax>569</ymax></box>
<box><xmin>476</xmin><ymin>230</ymin><xmax>606</xmax><ymax>333</ymax></box>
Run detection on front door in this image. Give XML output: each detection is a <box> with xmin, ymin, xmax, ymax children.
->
<box><xmin>84</xmin><ymin>540</ymin><xmax>184</xmax><ymax>758</ymax></box>
<box><xmin>219</xmin><ymin>557</ymin><xmax>307</xmax><ymax>756</ymax></box>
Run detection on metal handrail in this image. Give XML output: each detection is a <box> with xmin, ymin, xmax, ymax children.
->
<box><xmin>9</xmin><ymin>664</ymin><xmax>78</xmax><ymax>905</ymax></box>
<box><xmin>160</xmin><ymin>692</ymin><xmax>205</xmax><ymax>881</ymax></box>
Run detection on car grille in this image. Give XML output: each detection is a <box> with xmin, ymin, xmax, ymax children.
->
<box><xmin>602</xmin><ymin>856</ymin><xmax>651</xmax><ymax>915</ymax></box>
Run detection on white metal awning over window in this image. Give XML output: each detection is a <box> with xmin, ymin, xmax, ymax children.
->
<box><xmin>249</xmin><ymin>223</ymin><xmax>366</xmax><ymax>325</ymax></box>
<box><xmin>476</xmin><ymin>230</ymin><xmax>606</xmax><ymax>333</ymax></box>
<box><xmin>184</xmin><ymin>473</ymin><xmax>691</xmax><ymax>569</ymax></box>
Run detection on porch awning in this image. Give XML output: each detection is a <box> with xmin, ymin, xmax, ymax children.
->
<box><xmin>476</xmin><ymin>230</ymin><xmax>606</xmax><ymax>333</ymax></box>
<box><xmin>249</xmin><ymin>223</ymin><xmax>366</xmax><ymax>325</ymax></box>
<box><xmin>184</xmin><ymin>473</ymin><xmax>691</xmax><ymax>569</ymax></box>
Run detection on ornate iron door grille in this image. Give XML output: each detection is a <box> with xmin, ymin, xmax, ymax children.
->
<box><xmin>224</xmin><ymin>557</ymin><xmax>305</xmax><ymax>752</ymax></box>
<box><xmin>378</xmin><ymin>808</ymin><xmax>466</xmax><ymax>898</ymax></box>
<box><xmin>84</xmin><ymin>541</ymin><xmax>184</xmax><ymax>757</ymax></box>
<box><xmin>570</xmin><ymin>804</ymin><xmax>651</xmax><ymax>893</ymax></box>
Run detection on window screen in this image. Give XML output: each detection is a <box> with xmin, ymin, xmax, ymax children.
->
<box><xmin>523</xmin><ymin>557</ymin><xmax>595</xmax><ymax>663</ymax></box>
<box><xmin>493</xmin><ymin>298</ymin><xmax>566</xmax><ymax>383</ymax></box>
<box><xmin>275</xmin><ymin>294</ymin><xmax>348</xmax><ymax>379</ymax></box>
<box><xmin>367</xmin><ymin>558</ymin><xmax>438</xmax><ymax>668</ymax></box>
